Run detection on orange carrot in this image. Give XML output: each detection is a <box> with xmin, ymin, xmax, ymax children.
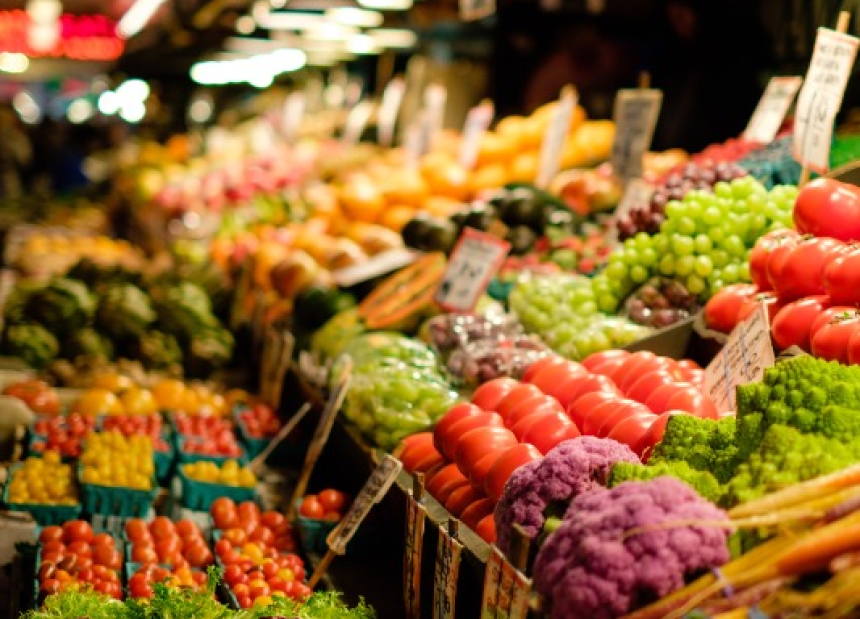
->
<box><xmin>775</xmin><ymin>511</ymin><xmax>860</xmax><ymax>575</ymax></box>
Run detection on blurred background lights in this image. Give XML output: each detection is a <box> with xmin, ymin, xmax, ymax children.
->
<box><xmin>67</xmin><ymin>99</ymin><xmax>94</xmax><ymax>124</ymax></box>
<box><xmin>97</xmin><ymin>91</ymin><xmax>121</xmax><ymax>115</ymax></box>
<box><xmin>12</xmin><ymin>91</ymin><xmax>41</xmax><ymax>124</ymax></box>
<box><xmin>0</xmin><ymin>53</ymin><xmax>30</xmax><ymax>74</ymax></box>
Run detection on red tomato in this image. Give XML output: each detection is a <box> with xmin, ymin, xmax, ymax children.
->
<box><xmin>319</xmin><ymin>489</ymin><xmax>349</xmax><ymax>512</ymax></box>
<box><xmin>238</xmin><ymin>501</ymin><xmax>261</xmax><ymax>525</ymax></box>
<box><xmin>444</xmin><ymin>485</ymin><xmax>483</xmax><ymax>517</ymax></box>
<box><xmin>736</xmin><ymin>292</ymin><xmax>783</xmax><ymax>326</ymax></box>
<box><xmin>426</xmin><ymin>463</ymin><xmax>468</xmax><ymax>500</ymax></box>
<box><xmin>704</xmin><ymin>283</ymin><xmax>759</xmax><ymax>333</ymax></box>
<box><xmin>39</xmin><ymin>526</ymin><xmax>63</xmax><ymax>544</ymax></box>
<box><xmin>299</xmin><ymin>496</ymin><xmax>325</xmax><ymax>519</ymax></box>
<box><xmin>510</xmin><ymin>411</ymin><xmax>560</xmax><ymax>440</ymax></box>
<box><xmin>566</xmin><ymin>391</ymin><xmax>621</xmax><ymax>430</ymax></box>
<box><xmin>433</xmin><ymin>403</ymin><xmax>485</xmax><ymax>456</ymax></box>
<box><xmin>825</xmin><ymin>247</ymin><xmax>860</xmax><ymax>305</ymax></box>
<box><xmin>811</xmin><ymin>311</ymin><xmax>860</xmax><ymax>364</ymax></box>
<box><xmin>62</xmin><ymin>520</ymin><xmax>93</xmax><ymax>544</ymax></box>
<box><xmin>846</xmin><ymin>328</ymin><xmax>860</xmax><ymax>365</ymax></box>
<box><xmin>521</xmin><ymin>356</ymin><xmax>568</xmax><ymax>383</ymax></box>
<box><xmin>484</xmin><ymin>444</ymin><xmax>542</xmax><ymax>502</ymax></box>
<box><xmin>97</xmin><ymin>548</ymin><xmax>123</xmax><ymax>571</ymax></box>
<box><xmin>641</xmin><ymin>412</ymin><xmax>672</xmax><ymax>459</ymax></box>
<box><xmin>580</xmin><ymin>399</ymin><xmax>630</xmax><ymax>435</ymax></box>
<box><xmin>468</xmin><ymin>451</ymin><xmax>498</xmax><ymax>492</ymax></box>
<box><xmin>437</xmin><ymin>411</ymin><xmax>504</xmax><ymax>461</ymax></box>
<box><xmin>529</xmin><ymin>361</ymin><xmax>587</xmax><ymax>398</ymax></box>
<box><xmin>453</xmin><ymin>427</ymin><xmax>518</xmax><ymax>476</ymax></box>
<box><xmin>665</xmin><ymin>385</ymin><xmax>719</xmax><ymax>419</ymax></box>
<box><xmin>749</xmin><ymin>229</ymin><xmax>799</xmax><ymax>290</ymax></box>
<box><xmin>471</xmin><ymin>377</ymin><xmax>520</xmax><ymax>410</ymax></box>
<box><xmin>520</xmin><ymin>414</ymin><xmax>581</xmax><ymax>454</ymax></box>
<box><xmin>766</xmin><ymin>233</ymin><xmax>802</xmax><ymax>291</ymax></box>
<box><xmin>475</xmin><ymin>514</ymin><xmax>497</xmax><ymax>544</ymax></box>
<box><xmin>68</xmin><ymin>540</ymin><xmax>93</xmax><ymax>558</ymax></box>
<box><xmin>149</xmin><ymin>516</ymin><xmax>175</xmax><ymax>539</ymax></box>
<box><xmin>595</xmin><ymin>402</ymin><xmax>653</xmax><ymax>438</ymax></box>
<box><xmin>556</xmin><ymin>374</ymin><xmax>620</xmax><ymax>410</ymax></box>
<box><xmin>611</xmin><ymin>351</ymin><xmax>658</xmax><ymax>392</ymax></box>
<box><xmin>503</xmin><ymin>396</ymin><xmax>564</xmax><ymax>429</ymax></box>
<box><xmin>400</xmin><ymin>433</ymin><xmax>441</xmax><ymax>472</ymax></box>
<box><xmin>810</xmin><ymin>306</ymin><xmax>859</xmax><ymax>342</ymax></box>
<box><xmin>625</xmin><ymin>371</ymin><xmax>677</xmax><ymax>406</ymax></box>
<box><xmin>460</xmin><ymin>498</ymin><xmax>496</xmax><ymax>530</ymax></box>
<box><xmin>494</xmin><ymin>384</ymin><xmax>544</xmax><ymax>419</ymax></box>
<box><xmin>619</xmin><ymin>357</ymin><xmax>677</xmax><ymax>394</ymax></box>
<box><xmin>770</xmin><ymin>237</ymin><xmax>846</xmax><ymax>302</ymax></box>
<box><xmin>411</xmin><ymin>451</ymin><xmax>447</xmax><ymax>474</ymax></box>
<box><xmin>794</xmin><ymin>177</ymin><xmax>860</xmax><ymax>242</ymax></box>
<box><xmin>644</xmin><ymin>382</ymin><xmax>690</xmax><ymax>416</ymax></box>
<box><xmin>581</xmin><ymin>350</ymin><xmax>631</xmax><ymax>374</ymax></box>
<box><xmin>770</xmin><ymin>296</ymin><xmax>831</xmax><ymax>352</ymax></box>
<box><xmin>185</xmin><ymin>543</ymin><xmax>213</xmax><ymax>569</ymax></box>
<box><xmin>607</xmin><ymin>412</ymin><xmax>659</xmax><ymax>455</ymax></box>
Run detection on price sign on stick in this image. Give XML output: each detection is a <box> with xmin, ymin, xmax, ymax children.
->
<box><xmin>610</xmin><ymin>88</ymin><xmax>663</xmax><ymax>181</ymax></box>
<box><xmin>459</xmin><ymin>100</ymin><xmax>495</xmax><ymax>170</ymax></box>
<box><xmin>435</xmin><ymin>227</ymin><xmax>511</xmax><ymax>312</ymax></box>
<box><xmin>794</xmin><ymin>12</ymin><xmax>858</xmax><ymax>179</ymax></box>
<box><xmin>404</xmin><ymin>473</ymin><xmax>427</xmax><ymax>619</ymax></box>
<box><xmin>282</xmin><ymin>92</ymin><xmax>306</xmax><ymax>143</ymax></box>
<box><xmin>343</xmin><ymin>100</ymin><xmax>375</xmax><ymax>145</ymax></box>
<box><xmin>508</xmin><ymin>570</ymin><xmax>532</xmax><ymax>619</ymax></box>
<box><xmin>481</xmin><ymin>546</ymin><xmax>505</xmax><ymax>619</ymax></box>
<box><xmin>404</xmin><ymin>111</ymin><xmax>434</xmax><ymax>167</ymax></box>
<box><xmin>249</xmin><ymin>402</ymin><xmax>311</xmax><ymax>476</ymax></box>
<box><xmin>743</xmin><ymin>76</ymin><xmax>803</xmax><ymax>144</ymax></box>
<box><xmin>703</xmin><ymin>303</ymin><xmax>775</xmax><ymax>412</ymax></box>
<box><xmin>425</xmin><ymin>84</ymin><xmax>448</xmax><ymax>147</ymax></box>
<box><xmin>433</xmin><ymin>521</ymin><xmax>464</xmax><ymax>619</ymax></box>
<box><xmin>378</xmin><ymin>77</ymin><xmax>406</xmax><ymax>147</ymax></box>
<box><xmin>536</xmin><ymin>86</ymin><xmax>578</xmax><ymax>189</ymax></box>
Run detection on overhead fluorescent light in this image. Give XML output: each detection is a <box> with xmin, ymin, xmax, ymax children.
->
<box><xmin>117</xmin><ymin>0</ymin><xmax>168</xmax><ymax>38</ymax></box>
<box><xmin>325</xmin><ymin>7</ymin><xmax>383</xmax><ymax>28</ymax></box>
<box><xmin>256</xmin><ymin>10</ymin><xmax>326</xmax><ymax>30</ymax></box>
<box><xmin>304</xmin><ymin>22</ymin><xmax>358</xmax><ymax>41</ymax></box>
<box><xmin>346</xmin><ymin>33</ymin><xmax>379</xmax><ymax>55</ymax></box>
<box><xmin>357</xmin><ymin>0</ymin><xmax>412</xmax><ymax>11</ymax></box>
<box><xmin>370</xmin><ymin>28</ymin><xmax>417</xmax><ymax>48</ymax></box>
<box><xmin>225</xmin><ymin>36</ymin><xmax>285</xmax><ymax>53</ymax></box>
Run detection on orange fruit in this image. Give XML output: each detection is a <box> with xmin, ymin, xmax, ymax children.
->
<box><xmin>469</xmin><ymin>163</ymin><xmax>509</xmax><ymax>193</ymax></box>
<box><xmin>338</xmin><ymin>178</ymin><xmax>386</xmax><ymax>222</ymax></box>
<box><xmin>508</xmin><ymin>151</ymin><xmax>539</xmax><ymax>183</ymax></box>
<box><xmin>379</xmin><ymin>171</ymin><xmax>430</xmax><ymax>209</ymax></box>
<box><xmin>379</xmin><ymin>206</ymin><xmax>416</xmax><ymax>232</ymax></box>
<box><xmin>424</xmin><ymin>162</ymin><xmax>471</xmax><ymax>201</ymax></box>
<box><xmin>476</xmin><ymin>133</ymin><xmax>517</xmax><ymax>167</ymax></box>
<box><xmin>152</xmin><ymin>379</ymin><xmax>187</xmax><ymax>410</ymax></box>
<box><xmin>424</xmin><ymin>196</ymin><xmax>462</xmax><ymax>218</ymax></box>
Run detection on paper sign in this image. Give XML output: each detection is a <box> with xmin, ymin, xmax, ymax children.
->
<box><xmin>495</xmin><ymin>558</ymin><xmax>515</xmax><ymax>618</ymax></box>
<box><xmin>460</xmin><ymin>0</ymin><xmax>496</xmax><ymax>21</ymax></box>
<box><xmin>283</xmin><ymin>92</ymin><xmax>305</xmax><ymax>143</ymax></box>
<box><xmin>743</xmin><ymin>76</ymin><xmax>803</xmax><ymax>144</ymax></box>
<box><xmin>459</xmin><ymin>100</ymin><xmax>495</xmax><ymax>169</ymax></box>
<box><xmin>404</xmin><ymin>491</ymin><xmax>427</xmax><ymax>619</ymax></box>
<box><xmin>435</xmin><ymin>227</ymin><xmax>511</xmax><ymax>312</ymax></box>
<box><xmin>536</xmin><ymin>87</ymin><xmax>577</xmax><ymax>189</ymax></box>
<box><xmin>425</xmin><ymin>84</ymin><xmax>448</xmax><ymax>146</ymax></box>
<box><xmin>378</xmin><ymin>78</ymin><xmax>406</xmax><ymax>147</ymax></box>
<box><xmin>433</xmin><ymin>524</ymin><xmax>463</xmax><ymax>619</ymax></box>
<box><xmin>404</xmin><ymin>111</ymin><xmax>434</xmax><ymax>167</ymax></box>
<box><xmin>508</xmin><ymin>571</ymin><xmax>532</xmax><ymax>619</ymax></box>
<box><xmin>343</xmin><ymin>100</ymin><xmax>375</xmax><ymax>145</ymax></box>
<box><xmin>327</xmin><ymin>455</ymin><xmax>403</xmax><ymax>554</ymax></box>
<box><xmin>703</xmin><ymin>303</ymin><xmax>775</xmax><ymax>412</ymax></box>
<box><xmin>611</xmin><ymin>88</ymin><xmax>663</xmax><ymax>180</ymax></box>
<box><xmin>333</xmin><ymin>248</ymin><xmax>417</xmax><ymax>287</ymax></box>
<box><xmin>480</xmin><ymin>547</ymin><xmax>505</xmax><ymax>619</ymax></box>
<box><xmin>793</xmin><ymin>27</ymin><xmax>859</xmax><ymax>173</ymax></box>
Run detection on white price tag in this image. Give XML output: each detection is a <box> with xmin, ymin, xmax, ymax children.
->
<box><xmin>743</xmin><ymin>76</ymin><xmax>803</xmax><ymax>144</ymax></box>
<box><xmin>425</xmin><ymin>84</ymin><xmax>448</xmax><ymax>149</ymax></box>
<box><xmin>432</xmin><ymin>524</ymin><xmax>463</xmax><ymax>619</ymax></box>
<box><xmin>282</xmin><ymin>92</ymin><xmax>306</xmax><ymax>143</ymax></box>
<box><xmin>793</xmin><ymin>27</ymin><xmax>859</xmax><ymax>173</ymax></box>
<box><xmin>610</xmin><ymin>88</ymin><xmax>663</xmax><ymax>180</ymax></box>
<box><xmin>404</xmin><ymin>111</ymin><xmax>434</xmax><ymax>167</ymax></box>
<box><xmin>459</xmin><ymin>100</ymin><xmax>495</xmax><ymax>170</ymax></box>
<box><xmin>404</xmin><ymin>492</ymin><xmax>427</xmax><ymax>619</ymax></box>
<box><xmin>703</xmin><ymin>303</ymin><xmax>775</xmax><ymax>412</ymax></box>
<box><xmin>536</xmin><ymin>86</ymin><xmax>578</xmax><ymax>189</ymax></box>
<box><xmin>326</xmin><ymin>455</ymin><xmax>403</xmax><ymax>554</ymax></box>
<box><xmin>378</xmin><ymin>78</ymin><xmax>406</xmax><ymax>147</ymax></box>
<box><xmin>460</xmin><ymin>0</ymin><xmax>495</xmax><ymax>21</ymax></box>
<box><xmin>508</xmin><ymin>570</ymin><xmax>532</xmax><ymax>619</ymax></box>
<box><xmin>435</xmin><ymin>228</ymin><xmax>511</xmax><ymax>312</ymax></box>
<box><xmin>480</xmin><ymin>547</ymin><xmax>505</xmax><ymax>619</ymax></box>
<box><xmin>343</xmin><ymin>100</ymin><xmax>375</xmax><ymax>145</ymax></box>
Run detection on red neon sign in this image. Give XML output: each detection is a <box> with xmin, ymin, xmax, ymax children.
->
<box><xmin>0</xmin><ymin>10</ymin><xmax>124</xmax><ymax>61</ymax></box>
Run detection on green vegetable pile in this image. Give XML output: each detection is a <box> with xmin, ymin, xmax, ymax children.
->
<box><xmin>331</xmin><ymin>332</ymin><xmax>459</xmax><ymax>450</ymax></box>
<box><xmin>23</xmin><ymin>568</ymin><xmax>374</xmax><ymax>619</ymax></box>
<box><xmin>2</xmin><ymin>260</ymin><xmax>234</xmax><ymax>375</ymax></box>
<box><xmin>612</xmin><ymin>356</ymin><xmax>860</xmax><ymax>507</ymax></box>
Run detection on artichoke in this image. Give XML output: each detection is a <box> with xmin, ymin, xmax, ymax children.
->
<box><xmin>186</xmin><ymin>327</ymin><xmax>234</xmax><ymax>377</ymax></box>
<box><xmin>62</xmin><ymin>328</ymin><xmax>114</xmax><ymax>360</ymax></box>
<box><xmin>154</xmin><ymin>281</ymin><xmax>218</xmax><ymax>340</ymax></box>
<box><xmin>95</xmin><ymin>283</ymin><xmax>156</xmax><ymax>340</ymax></box>
<box><xmin>131</xmin><ymin>330</ymin><xmax>183</xmax><ymax>370</ymax></box>
<box><xmin>2</xmin><ymin>324</ymin><xmax>59</xmax><ymax>368</ymax></box>
<box><xmin>25</xmin><ymin>278</ymin><xmax>96</xmax><ymax>334</ymax></box>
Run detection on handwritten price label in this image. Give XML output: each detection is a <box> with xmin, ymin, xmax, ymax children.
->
<box><xmin>703</xmin><ymin>303</ymin><xmax>775</xmax><ymax>412</ymax></box>
<box><xmin>378</xmin><ymin>78</ymin><xmax>406</xmax><ymax>147</ymax></box>
<box><xmin>404</xmin><ymin>492</ymin><xmax>426</xmax><ymax>619</ymax></box>
<box><xmin>327</xmin><ymin>455</ymin><xmax>402</xmax><ymax>554</ymax></box>
<box><xmin>743</xmin><ymin>76</ymin><xmax>803</xmax><ymax>144</ymax></box>
<box><xmin>435</xmin><ymin>228</ymin><xmax>511</xmax><ymax>312</ymax></box>
<box><xmin>611</xmin><ymin>88</ymin><xmax>663</xmax><ymax>180</ymax></box>
<box><xmin>508</xmin><ymin>570</ymin><xmax>532</xmax><ymax>619</ymax></box>
<box><xmin>433</xmin><ymin>524</ymin><xmax>463</xmax><ymax>619</ymax></box>
<box><xmin>404</xmin><ymin>111</ymin><xmax>434</xmax><ymax>167</ymax></box>
<box><xmin>536</xmin><ymin>86</ymin><xmax>577</xmax><ymax>189</ymax></box>
<box><xmin>793</xmin><ymin>27</ymin><xmax>859</xmax><ymax>173</ymax></box>
<box><xmin>459</xmin><ymin>101</ymin><xmax>495</xmax><ymax>170</ymax></box>
<box><xmin>480</xmin><ymin>547</ymin><xmax>505</xmax><ymax>619</ymax></box>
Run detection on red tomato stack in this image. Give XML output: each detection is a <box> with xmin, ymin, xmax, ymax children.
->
<box><xmin>705</xmin><ymin>178</ymin><xmax>860</xmax><ymax>364</ymax></box>
<box><xmin>31</xmin><ymin>414</ymin><xmax>97</xmax><ymax>458</ymax></box>
<box><xmin>37</xmin><ymin>521</ymin><xmax>123</xmax><ymax>600</ymax></box>
<box><xmin>126</xmin><ymin>516</ymin><xmax>214</xmax><ymax>570</ymax></box>
<box><xmin>399</xmin><ymin>350</ymin><xmax>723</xmax><ymax>544</ymax></box>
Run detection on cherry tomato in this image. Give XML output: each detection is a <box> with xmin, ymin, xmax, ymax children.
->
<box><xmin>811</xmin><ymin>311</ymin><xmax>860</xmax><ymax>364</ymax></box>
<box><xmin>749</xmin><ymin>229</ymin><xmax>799</xmax><ymax>291</ymax></box>
<box><xmin>471</xmin><ymin>377</ymin><xmax>520</xmax><ymax>411</ymax></box>
<box><xmin>704</xmin><ymin>283</ymin><xmax>759</xmax><ymax>333</ymax></box>
<box><xmin>484</xmin><ymin>443</ymin><xmax>542</xmax><ymax>502</ymax></box>
<box><xmin>770</xmin><ymin>237</ymin><xmax>846</xmax><ymax>302</ymax></box>
<box><xmin>39</xmin><ymin>526</ymin><xmax>63</xmax><ymax>544</ymax></box>
<box><xmin>150</xmin><ymin>516</ymin><xmax>175</xmax><ymax>540</ymax></box>
<box><xmin>299</xmin><ymin>496</ymin><xmax>325</xmax><ymax>519</ymax></box>
<box><xmin>62</xmin><ymin>520</ymin><xmax>93</xmax><ymax>544</ymax></box>
<box><xmin>794</xmin><ymin>177</ymin><xmax>860</xmax><ymax>242</ymax></box>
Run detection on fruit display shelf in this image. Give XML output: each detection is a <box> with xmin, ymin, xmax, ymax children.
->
<box><xmin>2</xmin><ymin>464</ymin><xmax>81</xmax><ymax>526</ymax></box>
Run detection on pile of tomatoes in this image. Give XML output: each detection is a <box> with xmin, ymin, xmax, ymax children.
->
<box><xmin>173</xmin><ymin>413</ymin><xmax>244</xmax><ymax>459</ymax></box>
<box><xmin>101</xmin><ymin>416</ymin><xmax>170</xmax><ymax>451</ymax></box>
<box><xmin>127</xmin><ymin>564</ymin><xmax>209</xmax><ymax>600</ymax></box>
<box><xmin>222</xmin><ymin>555</ymin><xmax>311</xmax><ymax>609</ymax></box>
<box><xmin>37</xmin><ymin>521</ymin><xmax>123</xmax><ymax>600</ymax></box>
<box><xmin>31</xmin><ymin>414</ymin><xmax>96</xmax><ymax>458</ymax></box>
<box><xmin>126</xmin><ymin>516</ymin><xmax>214</xmax><ymax>570</ymax></box>
<box><xmin>236</xmin><ymin>403</ymin><xmax>281</xmax><ymax>439</ymax></box>
<box><xmin>4</xmin><ymin>379</ymin><xmax>60</xmax><ymax>416</ymax></box>
<box><xmin>297</xmin><ymin>489</ymin><xmax>350</xmax><ymax>522</ymax></box>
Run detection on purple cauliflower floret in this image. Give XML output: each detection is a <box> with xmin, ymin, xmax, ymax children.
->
<box><xmin>493</xmin><ymin>436</ymin><xmax>639</xmax><ymax>553</ymax></box>
<box><xmin>533</xmin><ymin>476</ymin><xmax>731</xmax><ymax>619</ymax></box>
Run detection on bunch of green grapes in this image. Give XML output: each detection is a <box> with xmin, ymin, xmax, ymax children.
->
<box><xmin>593</xmin><ymin>177</ymin><xmax>797</xmax><ymax>313</ymax></box>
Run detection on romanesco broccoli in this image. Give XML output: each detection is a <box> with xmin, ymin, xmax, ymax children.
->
<box><xmin>648</xmin><ymin>415</ymin><xmax>738</xmax><ymax>483</ymax></box>
<box><xmin>608</xmin><ymin>461</ymin><xmax>722</xmax><ymax>503</ymax></box>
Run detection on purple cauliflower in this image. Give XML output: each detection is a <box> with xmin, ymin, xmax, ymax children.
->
<box><xmin>533</xmin><ymin>476</ymin><xmax>731</xmax><ymax>619</ymax></box>
<box><xmin>493</xmin><ymin>436</ymin><xmax>640</xmax><ymax>553</ymax></box>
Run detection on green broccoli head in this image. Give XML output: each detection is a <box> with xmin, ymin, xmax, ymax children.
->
<box><xmin>608</xmin><ymin>461</ymin><xmax>722</xmax><ymax>503</ymax></box>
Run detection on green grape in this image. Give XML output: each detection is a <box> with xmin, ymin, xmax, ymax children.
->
<box><xmin>551</xmin><ymin>325</ymin><xmax>578</xmax><ymax>344</ymax></box>
<box><xmin>677</xmin><ymin>217</ymin><xmax>697</xmax><ymax>236</ymax></box>
<box><xmin>738</xmin><ymin>263</ymin><xmax>751</xmax><ymax>281</ymax></box>
<box><xmin>723</xmin><ymin>263</ymin><xmax>740</xmax><ymax>283</ymax></box>
<box><xmin>750</xmin><ymin>213</ymin><xmax>768</xmax><ymax>233</ymax></box>
<box><xmin>694</xmin><ymin>234</ymin><xmax>713</xmax><ymax>253</ymax></box>
<box><xmin>608</xmin><ymin>277</ymin><xmax>628</xmax><ymax>296</ymax></box>
<box><xmin>672</xmin><ymin>235</ymin><xmax>695</xmax><ymax>256</ymax></box>
<box><xmin>711</xmin><ymin>249</ymin><xmax>730</xmax><ymax>268</ymax></box>
<box><xmin>694</xmin><ymin>255</ymin><xmax>713</xmax><ymax>277</ymax></box>
<box><xmin>630</xmin><ymin>265</ymin><xmax>649</xmax><ymax>283</ymax></box>
<box><xmin>675</xmin><ymin>255</ymin><xmax>695</xmax><ymax>276</ymax></box>
<box><xmin>665</xmin><ymin>200</ymin><xmax>685</xmax><ymax>219</ymax></box>
<box><xmin>661</xmin><ymin>220</ymin><xmax>677</xmax><ymax>235</ymax></box>
<box><xmin>709</xmin><ymin>227</ymin><xmax>726</xmax><ymax>243</ymax></box>
<box><xmin>577</xmin><ymin>301</ymin><xmax>598</xmax><ymax>315</ymax></box>
<box><xmin>639</xmin><ymin>247</ymin><xmax>658</xmax><ymax>267</ymax></box>
<box><xmin>746</xmin><ymin>193</ymin><xmax>765</xmax><ymax>213</ymax></box>
<box><xmin>606</xmin><ymin>261</ymin><xmax>627</xmax><ymax>280</ymax></box>
<box><xmin>722</xmin><ymin>235</ymin><xmax>746</xmax><ymax>257</ymax></box>
<box><xmin>597</xmin><ymin>293</ymin><xmax>619</xmax><ymax>313</ymax></box>
<box><xmin>686</xmin><ymin>275</ymin><xmax>706</xmax><ymax>295</ymax></box>
<box><xmin>634</xmin><ymin>233</ymin><xmax>652</xmax><ymax>250</ymax></box>
<box><xmin>609</xmin><ymin>250</ymin><xmax>626</xmax><ymax>264</ymax></box>
<box><xmin>652</xmin><ymin>234</ymin><xmax>670</xmax><ymax>253</ymax></box>
<box><xmin>659</xmin><ymin>255</ymin><xmax>675</xmax><ymax>275</ymax></box>
<box><xmin>702</xmin><ymin>206</ymin><xmax>722</xmax><ymax>225</ymax></box>
<box><xmin>623</xmin><ymin>250</ymin><xmax>641</xmax><ymax>266</ymax></box>
<box><xmin>714</xmin><ymin>181</ymin><xmax>733</xmax><ymax>198</ymax></box>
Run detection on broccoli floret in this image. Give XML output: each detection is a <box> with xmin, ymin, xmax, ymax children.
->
<box><xmin>608</xmin><ymin>461</ymin><xmax>722</xmax><ymax>503</ymax></box>
<box><xmin>736</xmin><ymin>383</ymin><xmax>770</xmax><ymax>414</ymax></box>
<box><xmin>723</xmin><ymin>425</ymin><xmax>860</xmax><ymax>507</ymax></box>
<box><xmin>649</xmin><ymin>415</ymin><xmax>738</xmax><ymax>483</ymax></box>
<box><xmin>815</xmin><ymin>405</ymin><xmax>860</xmax><ymax>442</ymax></box>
